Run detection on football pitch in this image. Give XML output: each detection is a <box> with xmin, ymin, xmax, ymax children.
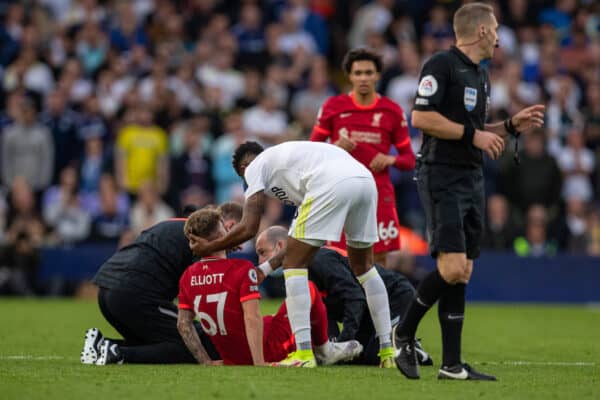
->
<box><xmin>1</xmin><ymin>299</ymin><xmax>599</xmax><ymax>400</ymax></box>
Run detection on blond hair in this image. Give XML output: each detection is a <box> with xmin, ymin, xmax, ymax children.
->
<box><xmin>453</xmin><ymin>3</ymin><xmax>495</xmax><ymax>39</ymax></box>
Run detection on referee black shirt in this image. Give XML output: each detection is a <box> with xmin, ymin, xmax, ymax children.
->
<box><xmin>413</xmin><ymin>46</ymin><xmax>491</xmax><ymax>167</ymax></box>
<box><xmin>93</xmin><ymin>219</ymin><xmax>195</xmax><ymax>300</ymax></box>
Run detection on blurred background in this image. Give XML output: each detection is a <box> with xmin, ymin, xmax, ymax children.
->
<box><xmin>0</xmin><ymin>0</ymin><xmax>598</xmax><ymax>299</ymax></box>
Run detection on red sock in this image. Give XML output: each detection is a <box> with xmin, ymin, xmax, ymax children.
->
<box><xmin>308</xmin><ymin>281</ymin><xmax>329</xmax><ymax>346</ymax></box>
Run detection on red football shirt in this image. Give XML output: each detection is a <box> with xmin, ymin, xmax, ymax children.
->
<box><xmin>178</xmin><ymin>257</ymin><xmax>261</xmax><ymax>365</ymax></box>
<box><xmin>310</xmin><ymin>92</ymin><xmax>415</xmax><ymax>193</ymax></box>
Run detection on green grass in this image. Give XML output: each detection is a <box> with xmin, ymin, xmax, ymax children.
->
<box><xmin>1</xmin><ymin>299</ymin><xmax>599</xmax><ymax>400</ymax></box>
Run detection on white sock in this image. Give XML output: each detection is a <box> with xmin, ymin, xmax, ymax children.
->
<box><xmin>357</xmin><ymin>267</ymin><xmax>392</xmax><ymax>349</ymax></box>
<box><xmin>283</xmin><ymin>268</ymin><xmax>312</xmax><ymax>351</ymax></box>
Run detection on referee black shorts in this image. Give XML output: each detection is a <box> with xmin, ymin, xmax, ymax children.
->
<box><xmin>416</xmin><ymin>162</ymin><xmax>484</xmax><ymax>260</ymax></box>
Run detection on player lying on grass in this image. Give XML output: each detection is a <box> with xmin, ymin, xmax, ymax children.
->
<box><xmin>177</xmin><ymin>208</ymin><xmax>363</xmax><ymax>366</ymax></box>
<box><xmin>256</xmin><ymin>226</ymin><xmax>432</xmax><ymax>366</ymax></box>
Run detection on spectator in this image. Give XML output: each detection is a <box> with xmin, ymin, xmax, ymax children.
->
<box><xmin>39</xmin><ymin>89</ymin><xmax>81</xmax><ymax>183</ymax></box>
<box><xmin>546</xmin><ymin>75</ymin><xmax>584</xmax><ymax>155</ymax></box>
<box><xmin>89</xmin><ymin>178</ymin><xmax>130</xmax><ymax>243</ymax></box>
<box><xmin>386</xmin><ymin>44</ymin><xmax>421</xmax><ymax>112</ymax></box>
<box><xmin>42</xmin><ymin>166</ymin><xmax>91</xmax><ymax>245</ymax></box>
<box><xmin>482</xmin><ymin>194</ymin><xmax>518</xmax><ymax>251</ymax></box>
<box><xmin>276</xmin><ymin>7</ymin><xmax>318</xmax><ymax>57</ymax></box>
<box><xmin>56</xmin><ymin>58</ymin><xmax>93</xmax><ymax>104</ymax></box>
<box><xmin>168</xmin><ymin>121</ymin><xmax>214</xmax><ymax>211</ymax></box>
<box><xmin>5</xmin><ymin>177</ymin><xmax>45</xmax><ymax>248</ymax></box>
<box><xmin>3</xmin><ymin>46</ymin><xmax>55</xmax><ymax>95</ymax></box>
<box><xmin>75</xmin><ymin>20</ymin><xmax>108</xmax><ymax>76</ymax></box>
<box><xmin>108</xmin><ymin>2</ymin><xmax>149</xmax><ymax>52</ymax></box>
<box><xmin>211</xmin><ymin>111</ymin><xmax>245</xmax><ymax>203</ymax></box>
<box><xmin>235</xmin><ymin>68</ymin><xmax>262</xmax><ymax>110</ymax></box>
<box><xmin>79</xmin><ymin>136</ymin><xmax>111</xmax><ymax>195</ymax></box>
<box><xmin>563</xmin><ymin>198</ymin><xmax>589</xmax><ymax>253</ymax></box>
<box><xmin>500</xmin><ymin>129</ymin><xmax>562</xmax><ymax>223</ymax></box>
<box><xmin>242</xmin><ymin>91</ymin><xmax>287</xmax><ymax>146</ymax></box>
<box><xmin>557</xmin><ymin>128</ymin><xmax>595</xmax><ymax>202</ymax></box>
<box><xmin>0</xmin><ymin>231</ymin><xmax>41</xmax><ymax>296</ymax></box>
<box><xmin>129</xmin><ymin>180</ymin><xmax>174</xmax><ymax>235</ymax></box>
<box><xmin>115</xmin><ymin>105</ymin><xmax>169</xmax><ymax>196</ymax></box>
<box><xmin>231</xmin><ymin>3</ymin><xmax>267</xmax><ymax>68</ymax></box>
<box><xmin>514</xmin><ymin>204</ymin><xmax>558</xmax><ymax>257</ymax></box>
<box><xmin>2</xmin><ymin>95</ymin><xmax>54</xmax><ymax>192</ymax></box>
<box><xmin>290</xmin><ymin>61</ymin><xmax>335</xmax><ymax>125</ymax></box>
<box><xmin>348</xmin><ymin>0</ymin><xmax>393</xmax><ymax>49</ymax></box>
<box><xmin>196</xmin><ymin>49</ymin><xmax>244</xmax><ymax>111</ymax></box>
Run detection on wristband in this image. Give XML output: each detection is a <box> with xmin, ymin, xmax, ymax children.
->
<box><xmin>504</xmin><ymin>118</ymin><xmax>520</xmax><ymax>138</ymax></box>
<box><xmin>462</xmin><ymin>124</ymin><xmax>475</xmax><ymax>144</ymax></box>
<box><xmin>257</xmin><ymin>261</ymin><xmax>273</xmax><ymax>277</ymax></box>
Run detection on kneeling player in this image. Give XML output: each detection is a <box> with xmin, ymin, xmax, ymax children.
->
<box><xmin>177</xmin><ymin>209</ymin><xmax>362</xmax><ymax>366</ymax></box>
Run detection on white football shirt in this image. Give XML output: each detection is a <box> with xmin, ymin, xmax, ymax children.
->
<box><xmin>244</xmin><ymin>141</ymin><xmax>372</xmax><ymax>206</ymax></box>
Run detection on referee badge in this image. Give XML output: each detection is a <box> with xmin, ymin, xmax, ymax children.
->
<box><xmin>464</xmin><ymin>87</ymin><xmax>477</xmax><ymax>111</ymax></box>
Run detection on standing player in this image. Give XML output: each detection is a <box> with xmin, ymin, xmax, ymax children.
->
<box><xmin>188</xmin><ymin>140</ymin><xmax>395</xmax><ymax>367</ymax></box>
<box><xmin>310</xmin><ymin>48</ymin><xmax>416</xmax><ymax>267</ymax></box>
<box><xmin>177</xmin><ymin>209</ymin><xmax>362</xmax><ymax>365</ymax></box>
<box><xmin>394</xmin><ymin>3</ymin><xmax>545</xmax><ymax>380</ymax></box>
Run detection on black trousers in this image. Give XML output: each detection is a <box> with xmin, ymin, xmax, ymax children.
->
<box><xmin>98</xmin><ymin>287</ymin><xmax>220</xmax><ymax>363</ymax></box>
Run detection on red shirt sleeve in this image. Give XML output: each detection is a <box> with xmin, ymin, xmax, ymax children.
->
<box><xmin>391</xmin><ymin>109</ymin><xmax>416</xmax><ymax>170</ymax></box>
<box><xmin>310</xmin><ymin>99</ymin><xmax>334</xmax><ymax>141</ymax></box>
<box><xmin>178</xmin><ymin>268</ymin><xmax>193</xmax><ymax>310</ymax></box>
<box><xmin>237</xmin><ymin>261</ymin><xmax>261</xmax><ymax>303</ymax></box>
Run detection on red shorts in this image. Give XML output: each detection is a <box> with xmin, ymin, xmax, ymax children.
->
<box><xmin>263</xmin><ymin>308</ymin><xmax>295</xmax><ymax>363</ymax></box>
<box><xmin>329</xmin><ymin>187</ymin><xmax>401</xmax><ymax>254</ymax></box>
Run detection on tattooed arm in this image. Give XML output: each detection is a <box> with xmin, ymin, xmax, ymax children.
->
<box><xmin>177</xmin><ymin>308</ymin><xmax>213</xmax><ymax>365</ymax></box>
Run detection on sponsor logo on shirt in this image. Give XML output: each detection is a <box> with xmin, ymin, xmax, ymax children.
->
<box><xmin>340</xmin><ymin>112</ymin><xmax>352</xmax><ymax>118</ymax></box>
<box><xmin>343</xmin><ymin>129</ymin><xmax>382</xmax><ymax>144</ymax></box>
<box><xmin>415</xmin><ymin>97</ymin><xmax>429</xmax><ymax>105</ymax></box>
<box><xmin>270</xmin><ymin>187</ymin><xmax>295</xmax><ymax>206</ymax></box>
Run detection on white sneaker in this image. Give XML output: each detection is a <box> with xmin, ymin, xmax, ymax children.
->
<box><xmin>315</xmin><ymin>340</ymin><xmax>363</xmax><ymax>365</ymax></box>
<box><xmin>81</xmin><ymin>328</ymin><xmax>104</xmax><ymax>365</ymax></box>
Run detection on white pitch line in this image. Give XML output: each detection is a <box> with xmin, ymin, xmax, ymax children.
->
<box><xmin>475</xmin><ymin>361</ymin><xmax>595</xmax><ymax>366</ymax></box>
<box><xmin>0</xmin><ymin>356</ymin><xmax>595</xmax><ymax>366</ymax></box>
<box><xmin>0</xmin><ymin>355</ymin><xmax>65</xmax><ymax>360</ymax></box>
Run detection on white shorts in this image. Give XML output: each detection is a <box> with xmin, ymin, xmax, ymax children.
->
<box><xmin>288</xmin><ymin>176</ymin><xmax>379</xmax><ymax>246</ymax></box>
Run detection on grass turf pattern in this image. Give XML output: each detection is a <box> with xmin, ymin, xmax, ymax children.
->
<box><xmin>1</xmin><ymin>299</ymin><xmax>599</xmax><ymax>400</ymax></box>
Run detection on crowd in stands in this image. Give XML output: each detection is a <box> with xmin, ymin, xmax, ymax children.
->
<box><xmin>0</xmin><ymin>0</ymin><xmax>599</xmax><ymax>294</ymax></box>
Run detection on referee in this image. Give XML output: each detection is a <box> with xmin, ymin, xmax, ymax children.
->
<box><xmin>394</xmin><ymin>3</ymin><xmax>544</xmax><ymax>380</ymax></box>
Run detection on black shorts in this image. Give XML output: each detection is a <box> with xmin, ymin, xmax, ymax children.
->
<box><xmin>98</xmin><ymin>287</ymin><xmax>220</xmax><ymax>360</ymax></box>
<box><xmin>416</xmin><ymin>162</ymin><xmax>484</xmax><ymax>260</ymax></box>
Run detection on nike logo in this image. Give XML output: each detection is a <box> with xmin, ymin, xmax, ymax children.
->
<box><xmin>439</xmin><ymin>368</ymin><xmax>469</xmax><ymax>379</ymax></box>
<box><xmin>340</xmin><ymin>112</ymin><xmax>352</xmax><ymax>118</ymax></box>
<box><xmin>447</xmin><ymin>314</ymin><xmax>464</xmax><ymax>320</ymax></box>
<box><xmin>457</xmin><ymin>68</ymin><xmax>469</xmax><ymax>72</ymax></box>
<box><xmin>110</xmin><ymin>344</ymin><xmax>119</xmax><ymax>356</ymax></box>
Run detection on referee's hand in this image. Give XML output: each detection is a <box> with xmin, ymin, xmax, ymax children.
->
<box><xmin>473</xmin><ymin>129</ymin><xmax>505</xmax><ymax>160</ymax></box>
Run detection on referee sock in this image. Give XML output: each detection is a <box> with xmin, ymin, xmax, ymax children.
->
<box><xmin>283</xmin><ymin>269</ymin><xmax>313</xmax><ymax>351</ymax></box>
<box><xmin>396</xmin><ymin>269</ymin><xmax>450</xmax><ymax>340</ymax></box>
<box><xmin>438</xmin><ymin>283</ymin><xmax>466</xmax><ymax>367</ymax></box>
<box><xmin>357</xmin><ymin>267</ymin><xmax>392</xmax><ymax>350</ymax></box>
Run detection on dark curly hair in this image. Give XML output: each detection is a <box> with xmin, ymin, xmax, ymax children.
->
<box><xmin>342</xmin><ymin>48</ymin><xmax>383</xmax><ymax>75</ymax></box>
<box><xmin>232</xmin><ymin>141</ymin><xmax>264</xmax><ymax>176</ymax></box>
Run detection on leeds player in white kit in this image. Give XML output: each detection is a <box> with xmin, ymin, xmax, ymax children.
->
<box><xmin>188</xmin><ymin>141</ymin><xmax>395</xmax><ymax>367</ymax></box>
